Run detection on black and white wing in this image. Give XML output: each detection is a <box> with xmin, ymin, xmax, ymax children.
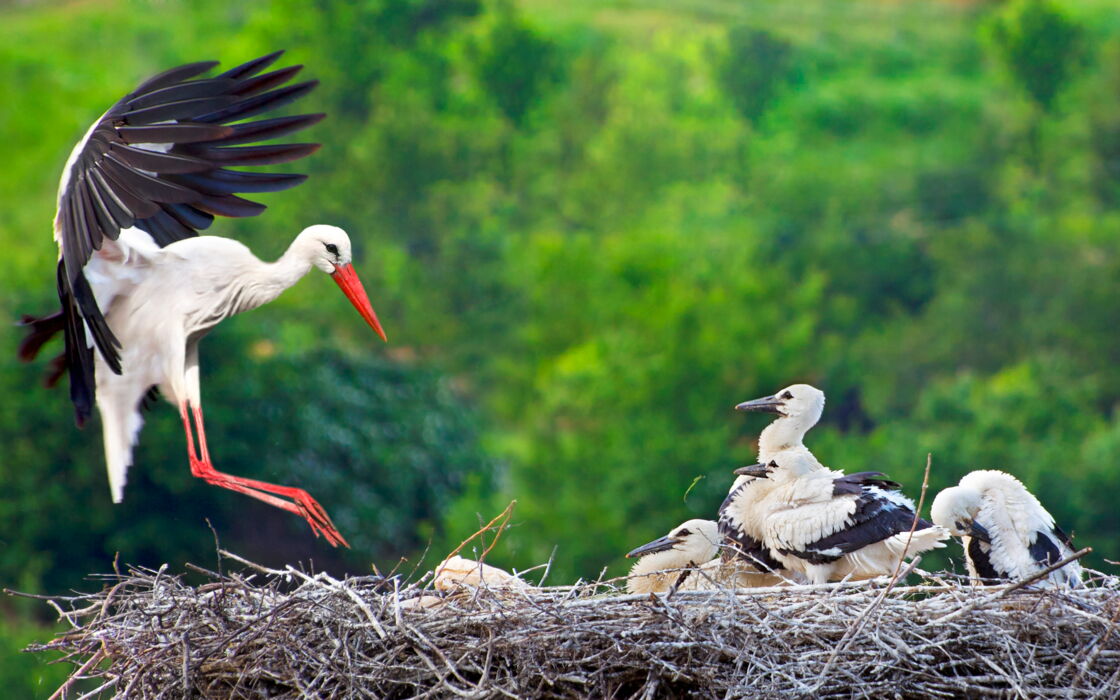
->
<box><xmin>717</xmin><ymin>481</ymin><xmax>784</xmax><ymax>572</ymax></box>
<box><xmin>1026</xmin><ymin>524</ymin><xmax>1082</xmax><ymax>586</ymax></box>
<box><xmin>964</xmin><ymin>525</ymin><xmax>1005</xmax><ymax>583</ymax></box>
<box><xmin>40</xmin><ymin>51</ymin><xmax>323</xmax><ymax>425</ymax></box>
<box><xmin>770</xmin><ymin>473</ymin><xmax>930</xmax><ymax>565</ymax></box>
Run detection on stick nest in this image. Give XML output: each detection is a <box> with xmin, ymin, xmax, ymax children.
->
<box><xmin>24</xmin><ymin>556</ymin><xmax>1120</xmax><ymax>699</ymax></box>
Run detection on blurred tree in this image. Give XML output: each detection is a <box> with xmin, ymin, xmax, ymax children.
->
<box><xmin>216</xmin><ymin>347</ymin><xmax>498</xmax><ymax>565</ymax></box>
<box><xmin>1088</xmin><ymin>44</ymin><xmax>1120</xmax><ymax>207</ymax></box>
<box><xmin>713</xmin><ymin>26</ymin><xmax>796</xmax><ymax>124</ymax></box>
<box><xmin>988</xmin><ymin>0</ymin><xmax>1089</xmax><ymax>171</ymax></box>
<box><xmin>989</xmin><ymin>0</ymin><xmax>1087</xmax><ymax>113</ymax></box>
<box><xmin>473</xmin><ymin>4</ymin><xmax>558</xmax><ymax>128</ymax></box>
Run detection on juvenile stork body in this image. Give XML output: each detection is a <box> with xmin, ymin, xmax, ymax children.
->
<box><xmin>19</xmin><ymin>53</ymin><xmax>386</xmax><ymax>547</ymax></box>
<box><xmin>736</xmin><ymin>453</ymin><xmax>948</xmax><ymax>584</ymax></box>
<box><xmin>931</xmin><ymin>470</ymin><xmax>1082</xmax><ymax>587</ymax></box>
<box><xmin>718</xmin><ymin>384</ymin><xmax>827</xmax><ymax>573</ymax></box>
<box><xmin>625</xmin><ymin>519</ymin><xmax>782</xmax><ymax>594</ymax></box>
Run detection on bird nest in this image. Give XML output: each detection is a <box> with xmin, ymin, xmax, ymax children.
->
<box><xmin>19</xmin><ymin>550</ymin><xmax>1120</xmax><ymax>699</ymax></box>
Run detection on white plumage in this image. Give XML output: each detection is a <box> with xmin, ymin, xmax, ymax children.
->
<box><xmin>625</xmin><ymin>519</ymin><xmax>783</xmax><ymax>594</ymax></box>
<box><xmin>93</xmin><ymin>225</ymin><xmax>381</xmax><ymax>514</ymax></box>
<box><xmin>20</xmin><ymin>53</ymin><xmax>388</xmax><ymax>547</ymax></box>
<box><xmin>718</xmin><ymin>384</ymin><xmax>828</xmax><ymax>573</ymax></box>
<box><xmin>931</xmin><ymin>470</ymin><xmax>1082</xmax><ymax>587</ymax></box>
<box><xmin>739</xmin><ymin>452</ymin><xmax>948</xmax><ymax>584</ymax></box>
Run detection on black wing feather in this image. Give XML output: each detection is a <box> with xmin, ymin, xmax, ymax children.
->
<box><xmin>162</xmin><ymin>202</ymin><xmax>214</xmax><ymax>230</ymax></box>
<box><xmin>125</xmin><ymin>78</ymin><xmax>237</xmax><ymax>111</ymax></box>
<box><xmin>193</xmin><ymin>193</ymin><xmax>267</xmax><ymax>218</ymax></box>
<box><xmin>195</xmin><ymin>80</ymin><xmax>319</xmax><ymax>124</ymax></box>
<box><xmin>130</xmin><ymin>60</ymin><xmax>218</xmax><ymax>95</ymax></box>
<box><xmin>786</xmin><ymin>492</ymin><xmax>929</xmax><ymax>564</ymax></box>
<box><xmin>1053</xmin><ymin>525</ymin><xmax>1075</xmax><ymax>551</ymax></box>
<box><xmin>183</xmin><ymin>142</ymin><xmax>320</xmax><ymax>166</ymax></box>
<box><xmin>718</xmin><ymin>482</ymin><xmax>784</xmax><ymax>573</ymax></box>
<box><xmin>206</xmin><ymin>113</ymin><xmax>325</xmax><ymax>145</ymax></box>
<box><xmin>119</xmin><ymin>95</ymin><xmax>239</xmax><ymax>125</ymax></box>
<box><xmin>117</xmin><ymin>123</ymin><xmax>233</xmax><ymax>144</ymax></box>
<box><xmin>33</xmin><ymin>51</ymin><xmax>323</xmax><ymax>424</ymax></box>
<box><xmin>967</xmin><ymin>536</ymin><xmax>1005</xmax><ymax>583</ymax></box>
<box><xmin>216</xmin><ymin>50</ymin><xmax>284</xmax><ymax>80</ymax></box>
<box><xmin>57</xmin><ymin>262</ymin><xmax>96</xmax><ymax>427</ymax></box>
<box><xmin>832</xmin><ymin>472</ymin><xmax>904</xmax><ymax>496</ymax></box>
<box><xmin>232</xmin><ymin>65</ymin><xmax>305</xmax><ymax>98</ymax></box>
<box><xmin>167</xmin><ymin>169</ymin><xmax>308</xmax><ymax>195</ymax></box>
<box><xmin>1028</xmin><ymin>531</ymin><xmax>1064</xmax><ymax>568</ymax></box>
<box><xmin>80</xmin><ymin>178</ymin><xmax>119</xmax><ymax>241</ymax></box>
<box><xmin>109</xmin><ymin>144</ymin><xmax>213</xmax><ymax>174</ymax></box>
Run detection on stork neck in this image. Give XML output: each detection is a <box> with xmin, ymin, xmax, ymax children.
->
<box><xmin>234</xmin><ymin>247</ymin><xmax>315</xmax><ymax>313</ymax></box>
<box><xmin>757</xmin><ymin>416</ymin><xmax>810</xmax><ymax>461</ymax></box>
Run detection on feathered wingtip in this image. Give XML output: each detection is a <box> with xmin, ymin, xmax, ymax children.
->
<box><xmin>17</xmin><ymin>311</ymin><xmax>64</xmax><ymax>362</ymax></box>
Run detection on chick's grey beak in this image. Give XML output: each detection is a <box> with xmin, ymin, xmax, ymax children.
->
<box><xmin>626</xmin><ymin>535</ymin><xmax>680</xmax><ymax>558</ymax></box>
<box><xmin>734</xmin><ymin>462</ymin><xmax>772</xmax><ymax>478</ymax></box>
<box><xmin>735</xmin><ymin>395</ymin><xmax>784</xmax><ymax>413</ymax></box>
<box><xmin>969</xmin><ymin>521</ymin><xmax>992</xmax><ymax>543</ymax></box>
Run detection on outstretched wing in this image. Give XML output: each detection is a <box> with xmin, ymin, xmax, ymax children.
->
<box><xmin>50</xmin><ymin>51</ymin><xmax>323</xmax><ymax>425</ymax></box>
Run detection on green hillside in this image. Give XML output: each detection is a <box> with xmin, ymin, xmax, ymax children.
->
<box><xmin>3</xmin><ymin>0</ymin><xmax>1120</xmax><ymax>691</ymax></box>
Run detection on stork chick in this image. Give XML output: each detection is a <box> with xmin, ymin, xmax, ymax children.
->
<box><xmin>736</xmin><ymin>453</ymin><xmax>949</xmax><ymax>584</ymax></box>
<box><xmin>931</xmin><ymin>470</ymin><xmax>1082</xmax><ymax>587</ymax></box>
<box><xmin>626</xmin><ymin>519</ymin><xmax>782</xmax><ymax>594</ymax></box>
<box><xmin>719</xmin><ymin>384</ymin><xmax>828</xmax><ymax>574</ymax></box>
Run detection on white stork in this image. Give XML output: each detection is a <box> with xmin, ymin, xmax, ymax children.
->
<box><xmin>18</xmin><ymin>52</ymin><xmax>387</xmax><ymax>547</ymax></box>
<box><xmin>931</xmin><ymin>470</ymin><xmax>1082</xmax><ymax>587</ymax></box>
<box><xmin>731</xmin><ymin>452</ymin><xmax>948</xmax><ymax>584</ymax></box>
<box><xmin>718</xmin><ymin>384</ymin><xmax>828</xmax><ymax>574</ymax></box>
<box><xmin>625</xmin><ymin>519</ymin><xmax>783</xmax><ymax>594</ymax></box>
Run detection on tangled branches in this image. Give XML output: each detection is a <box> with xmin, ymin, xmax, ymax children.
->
<box><xmin>20</xmin><ymin>555</ymin><xmax>1120</xmax><ymax>699</ymax></box>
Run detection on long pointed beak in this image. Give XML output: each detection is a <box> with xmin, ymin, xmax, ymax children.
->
<box><xmin>969</xmin><ymin>521</ymin><xmax>992</xmax><ymax>543</ymax></box>
<box><xmin>735</xmin><ymin>395</ymin><xmax>784</xmax><ymax>413</ymax></box>
<box><xmin>331</xmin><ymin>263</ymin><xmax>387</xmax><ymax>342</ymax></box>
<box><xmin>626</xmin><ymin>535</ymin><xmax>680</xmax><ymax>559</ymax></box>
<box><xmin>734</xmin><ymin>462</ymin><xmax>772</xmax><ymax>478</ymax></box>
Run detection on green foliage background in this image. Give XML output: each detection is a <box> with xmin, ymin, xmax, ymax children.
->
<box><xmin>3</xmin><ymin>0</ymin><xmax>1120</xmax><ymax>691</ymax></box>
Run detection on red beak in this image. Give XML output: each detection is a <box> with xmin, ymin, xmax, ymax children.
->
<box><xmin>331</xmin><ymin>263</ymin><xmax>387</xmax><ymax>342</ymax></box>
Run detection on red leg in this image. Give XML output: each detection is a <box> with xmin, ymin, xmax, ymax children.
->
<box><xmin>179</xmin><ymin>403</ymin><xmax>349</xmax><ymax>547</ymax></box>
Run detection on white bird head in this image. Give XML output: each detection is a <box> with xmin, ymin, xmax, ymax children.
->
<box><xmin>733</xmin><ymin>449</ymin><xmax>818</xmax><ymax>479</ymax></box>
<box><xmin>297</xmin><ymin>224</ymin><xmax>357</xmax><ymax>273</ymax></box>
<box><xmin>294</xmin><ymin>224</ymin><xmax>388</xmax><ymax>342</ymax></box>
<box><xmin>735</xmin><ymin>383</ymin><xmax>825</xmax><ymax>423</ymax></box>
<box><xmin>736</xmin><ymin>384</ymin><xmax>825</xmax><ymax>457</ymax></box>
<box><xmin>930</xmin><ymin>485</ymin><xmax>989</xmax><ymax>539</ymax></box>
<box><xmin>626</xmin><ymin>519</ymin><xmax>720</xmax><ymax>564</ymax></box>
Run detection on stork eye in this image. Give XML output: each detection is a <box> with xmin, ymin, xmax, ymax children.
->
<box><xmin>324</xmin><ymin>243</ymin><xmax>339</xmax><ymax>256</ymax></box>
<box><xmin>780</xmin><ymin>390</ymin><xmax>793</xmax><ymax>399</ymax></box>
<box><xmin>677</xmin><ymin>528</ymin><xmax>691</xmax><ymax>537</ymax></box>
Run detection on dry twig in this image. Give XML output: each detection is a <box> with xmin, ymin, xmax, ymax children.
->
<box><xmin>16</xmin><ymin>551</ymin><xmax>1120</xmax><ymax>699</ymax></box>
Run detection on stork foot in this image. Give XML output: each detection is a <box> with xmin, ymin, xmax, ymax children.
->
<box><xmin>189</xmin><ymin>457</ymin><xmax>349</xmax><ymax>548</ymax></box>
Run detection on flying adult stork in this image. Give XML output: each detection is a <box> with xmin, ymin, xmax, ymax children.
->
<box><xmin>931</xmin><ymin>470</ymin><xmax>1082</xmax><ymax>587</ymax></box>
<box><xmin>18</xmin><ymin>52</ymin><xmax>386</xmax><ymax>547</ymax></box>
